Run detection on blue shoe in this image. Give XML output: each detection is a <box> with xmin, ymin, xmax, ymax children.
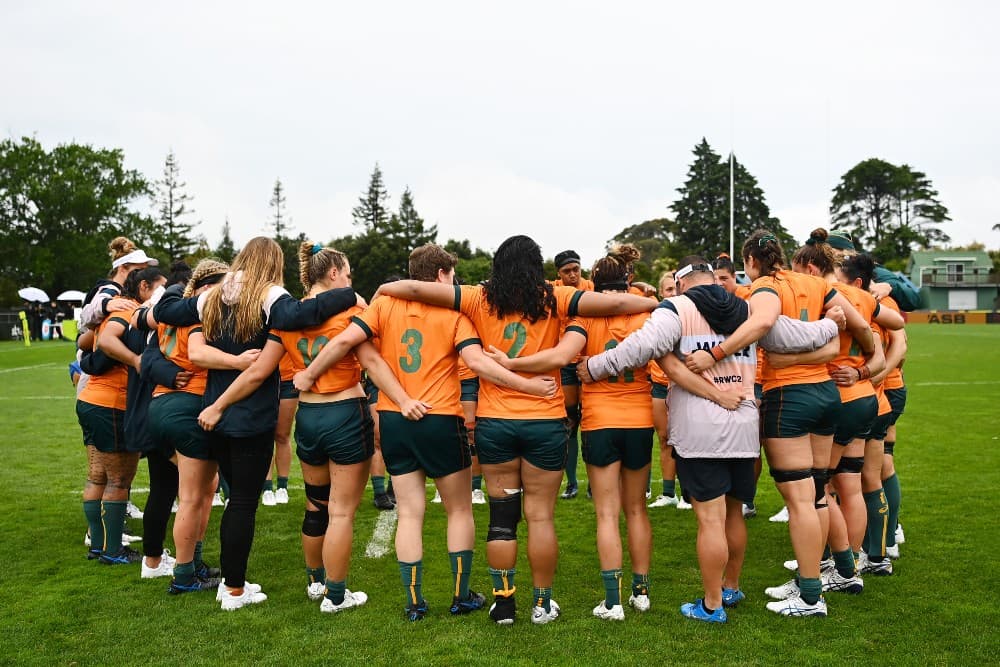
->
<box><xmin>405</xmin><ymin>600</ymin><xmax>429</xmax><ymax>621</ymax></box>
<box><xmin>194</xmin><ymin>561</ymin><xmax>221</xmax><ymax>579</ymax></box>
<box><xmin>99</xmin><ymin>546</ymin><xmax>143</xmax><ymax>565</ymax></box>
<box><xmin>168</xmin><ymin>576</ymin><xmax>223</xmax><ymax>595</ymax></box>
<box><xmin>450</xmin><ymin>590</ymin><xmax>486</xmax><ymax>615</ymax></box>
<box><xmin>680</xmin><ymin>599</ymin><xmax>727</xmax><ymax>623</ymax></box>
<box><xmin>722</xmin><ymin>587</ymin><xmax>745</xmax><ymax>608</ymax></box>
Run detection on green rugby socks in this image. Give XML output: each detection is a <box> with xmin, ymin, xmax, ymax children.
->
<box><xmin>277</xmin><ymin>476</ymin><xmax>289</xmax><ymax>490</ymax></box>
<box><xmin>399</xmin><ymin>560</ymin><xmax>424</xmax><ymax>606</ymax></box>
<box><xmin>601</xmin><ymin>569</ymin><xmax>622</xmax><ymax>607</ymax></box>
<box><xmin>662</xmin><ymin>479</ymin><xmax>676</xmax><ymax>497</ymax></box>
<box><xmin>489</xmin><ymin>567</ymin><xmax>516</xmax><ymax>597</ymax></box>
<box><xmin>371</xmin><ymin>476</ymin><xmax>386</xmax><ymax>496</ymax></box>
<box><xmin>863</xmin><ymin>489</ymin><xmax>889</xmax><ymax>559</ymax></box>
<box><xmin>632</xmin><ymin>572</ymin><xmax>650</xmax><ymax>597</ymax></box>
<box><xmin>307</xmin><ymin>566</ymin><xmax>326</xmax><ymax>585</ymax></box>
<box><xmin>449</xmin><ymin>550</ymin><xmax>473</xmax><ymax>600</ymax></box>
<box><xmin>325</xmin><ymin>579</ymin><xmax>346</xmax><ymax>605</ymax></box>
<box><xmin>799</xmin><ymin>577</ymin><xmax>823</xmax><ymax>605</ymax></box>
<box><xmin>83</xmin><ymin>500</ymin><xmax>103</xmax><ymax>553</ymax></box>
<box><xmin>533</xmin><ymin>586</ymin><xmax>553</xmax><ymax>613</ymax></box>
<box><xmin>100</xmin><ymin>500</ymin><xmax>127</xmax><ymax>554</ymax></box>
<box><xmin>883</xmin><ymin>473</ymin><xmax>901</xmax><ymax>547</ymax></box>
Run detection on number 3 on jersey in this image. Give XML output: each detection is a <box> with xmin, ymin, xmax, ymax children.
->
<box><xmin>400</xmin><ymin>329</ymin><xmax>423</xmax><ymax>373</ymax></box>
<box><xmin>503</xmin><ymin>322</ymin><xmax>527</xmax><ymax>358</ymax></box>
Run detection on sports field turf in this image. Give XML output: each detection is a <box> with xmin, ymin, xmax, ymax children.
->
<box><xmin>0</xmin><ymin>325</ymin><xmax>997</xmax><ymax>665</ymax></box>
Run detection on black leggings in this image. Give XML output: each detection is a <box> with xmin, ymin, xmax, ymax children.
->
<box><xmin>143</xmin><ymin>449</ymin><xmax>179</xmax><ymax>558</ymax></box>
<box><xmin>211</xmin><ymin>431</ymin><xmax>273</xmax><ymax>588</ymax></box>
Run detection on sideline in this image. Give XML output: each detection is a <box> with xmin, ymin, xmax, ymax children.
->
<box><xmin>364</xmin><ymin>508</ymin><xmax>397</xmax><ymax>559</ymax></box>
<box><xmin>0</xmin><ymin>362</ymin><xmax>59</xmax><ymax>374</ymax></box>
<box><xmin>0</xmin><ymin>395</ymin><xmax>73</xmax><ymax>400</ymax></box>
<box><xmin>912</xmin><ymin>380</ymin><xmax>1000</xmax><ymax>387</ymax></box>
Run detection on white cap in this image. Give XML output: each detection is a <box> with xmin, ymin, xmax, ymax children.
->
<box><xmin>112</xmin><ymin>249</ymin><xmax>159</xmax><ymax>269</ymax></box>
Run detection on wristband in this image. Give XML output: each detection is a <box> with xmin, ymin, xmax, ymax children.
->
<box><xmin>860</xmin><ymin>365</ymin><xmax>871</xmax><ymax>380</ymax></box>
<box><xmin>855</xmin><ymin>367</ymin><xmax>862</xmax><ymax>381</ymax></box>
<box><xmin>710</xmin><ymin>345</ymin><xmax>726</xmax><ymax>361</ymax></box>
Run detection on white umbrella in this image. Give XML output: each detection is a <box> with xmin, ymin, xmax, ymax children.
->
<box><xmin>18</xmin><ymin>287</ymin><xmax>49</xmax><ymax>302</ymax></box>
<box><xmin>57</xmin><ymin>290</ymin><xmax>87</xmax><ymax>301</ymax></box>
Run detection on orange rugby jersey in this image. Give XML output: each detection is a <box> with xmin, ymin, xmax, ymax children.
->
<box><xmin>272</xmin><ymin>305</ymin><xmax>365</xmax><ymax>395</ymax></box>
<box><xmin>153</xmin><ymin>323</ymin><xmax>208</xmax><ymax>397</ymax></box>
<box><xmin>829</xmin><ymin>281</ymin><xmax>878</xmax><ymax>402</ymax></box>
<box><xmin>278</xmin><ymin>350</ymin><xmax>296</xmax><ymax>382</ymax></box>
<box><xmin>579</xmin><ymin>312</ymin><xmax>653</xmax><ymax>430</ymax></box>
<box><xmin>354</xmin><ymin>296</ymin><xmax>478</xmax><ymax>416</ymax></box>
<box><xmin>647</xmin><ymin>358</ymin><xmax>669</xmax><ymax>387</ymax></box>
<box><xmin>751</xmin><ymin>270</ymin><xmax>837</xmax><ymax>391</ymax></box>
<box><xmin>453</xmin><ymin>284</ymin><xmax>584</xmax><ymax>419</ymax></box>
<box><xmin>78</xmin><ymin>304</ymin><xmax>137</xmax><ymax>410</ymax></box>
<box><xmin>879</xmin><ymin>296</ymin><xmax>905</xmax><ymax>391</ymax></box>
<box><xmin>735</xmin><ymin>284</ymin><xmax>764</xmax><ymax>385</ymax></box>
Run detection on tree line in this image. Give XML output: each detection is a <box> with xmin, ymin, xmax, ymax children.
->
<box><xmin>0</xmin><ymin>135</ymin><xmax>957</xmax><ymax>305</ymax></box>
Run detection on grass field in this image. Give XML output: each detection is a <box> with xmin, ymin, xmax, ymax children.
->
<box><xmin>1</xmin><ymin>326</ymin><xmax>998</xmax><ymax>666</ymax></box>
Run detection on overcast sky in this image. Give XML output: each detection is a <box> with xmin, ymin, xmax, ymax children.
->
<box><xmin>3</xmin><ymin>1</ymin><xmax>997</xmax><ymax>265</ymax></box>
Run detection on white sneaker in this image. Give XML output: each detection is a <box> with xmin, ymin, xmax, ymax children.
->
<box><xmin>126</xmin><ymin>501</ymin><xmax>144</xmax><ymax>519</ymax></box>
<box><xmin>220</xmin><ymin>587</ymin><xmax>268</xmax><ymax>611</ymax></box>
<box><xmin>895</xmin><ymin>523</ymin><xmax>905</xmax><ymax>544</ymax></box>
<box><xmin>212</xmin><ymin>493</ymin><xmax>226</xmax><ymax>507</ymax></box>
<box><xmin>171</xmin><ymin>500</ymin><xmax>179</xmax><ymax>513</ymax></box>
<box><xmin>471</xmin><ymin>489</ymin><xmax>487</xmax><ymax>505</ymax></box>
<box><xmin>122</xmin><ymin>532</ymin><xmax>142</xmax><ymax>544</ymax></box>
<box><xmin>769</xmin><ymin>506</ymin><xmax>789</xmax><ymax>522</ymax></box>
<box><xmin>320</xmin><ymin>590</ymin><xmax>368</xmax><ymax>613</ymax></box>
<box><xmin>822</xmin><ymin>569</ymin><xmax>863</xmax><ymax>594</ymax></box>
<box><xmin>531</xmin><ymin>599</ymin><xmax>560</xmax><ymax>625</ymax></box>
<box><xmin>676</xmin><ymin>497</ymin><xmax>693</xmax><ymax>510</ymax></box>
<box><xmin>593</xmin><ymin>601</ymin><xmax>625</xmax><ymax>621</ymax></box>
<box><xmin>645</xmin><ymin>489</ymin><xmax>652</xmax><ymax>499</ymax></box>
<box><xmin>857</xmin><ymin>552</ymin><xmax>893</xmax><ymax>576</ymax></box>
<box><xmin>886</xmin><ymin>544</ymin><xmax>900</xmax><ymax>560</ymax></box>
<box><xmin>307</xmin><ymin>582</ymin><xmax>326</xmax><ymax>601</ymax></box>
<box><xmin>765</xmin><ymin>578</ymin><xmax>801</xmax><ymax>601</ymax></box>
<box><xmin>765</xmin><ymin>594</ymin><xmax>828</xmax><ymax>617</ymax></box>
<box><xmin>217</xmin><ymin>581</ymin><xmax>263</xmax><ymax>602</ymax></box>
<box><xmin>783</xmin><ymin>558</ymin><xmax>835</xmax><ymax>574</ymax></box>
<box><xmin>742</xmin><ymin>503</ymin><xmax>757</xmax><ymax>518</ymax></box>
<box><xmin>275</xmin><ymin>488</ymin><xmax>289</xmax><ymax>504</ymax></box>
<box><xmin>628</xmin><ymin>593</ymin><xmax>650</xmax><ymax>612</ymax></box>
<box><xmin>431</xmin><ymin>490</ymin><xmax>442</xmax><ymax>503</ymax></box>
<box><xmin>648</xmin><ymin>495</ymin><xmax>678</xmax><ymax>508</ymax></box>
<box><xmin>141</xmin><ymin>550</ymin><xmax>176</xmax><ymax>579</ymax></box>
<box><xmin>261</xmin><ymin>490</ymin><xmax>277</xmax><ymax>506</ymax></box>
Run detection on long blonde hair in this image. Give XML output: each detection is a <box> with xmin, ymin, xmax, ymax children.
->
<box><xmin>201</xmin><ymin>237</ymin><xmax>284</xmax><ymax>343</ymax></box>
<box><xmin>298</xmin><ymin>241</ymin><xmax>347</xmax><ymax>293</ymax></box>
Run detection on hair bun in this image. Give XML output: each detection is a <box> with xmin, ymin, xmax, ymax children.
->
<box><xmin>809</xmin><ymin>228</ymin><xmax>829</xmax><ymax>244</ymax></box>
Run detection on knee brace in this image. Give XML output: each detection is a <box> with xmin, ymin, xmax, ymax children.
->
<box><xmin>835</xmin><ymin>456</ymin><xmax>864</xmax><ymax>475</ymax></box>
<box><xmin>769</xmin><ymin>468</ymin><xmax>812</xmax><ymax>483</ymax></box>
<box><xmin>812</xmin><ymin>468</ymin><xmax>829</xmax><ymax>508</ymax></box>
<box><xmin>486</xmin><ymin>493</ymin><xmax>522</xmax><ymax>542</ymax></box>
<box><xmin>301</xmin><ymin>508</ymin><xmax>328</xmax><ymax>538</ymax></box>
<box><xmin>883</xmin><ymin>441</ymin><xmax>895</xmax><ymax>456</ymax></box>
<box><xmin>304</xmin><ymin>482</ymin><xmax>331</xmax><ymax>511</ymax></box>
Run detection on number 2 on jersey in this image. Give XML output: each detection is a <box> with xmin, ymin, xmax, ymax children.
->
<box><xmin>503</xmin><ymin>322</ymin><xmax>527</xmax><ymax>358</ymax></box>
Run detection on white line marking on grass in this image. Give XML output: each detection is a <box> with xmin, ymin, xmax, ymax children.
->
<box><xmin>365</xmin><ymin>508</ymin><xmax>397</xmax><ymax>559</ymax></box>
<box><xmin>0</xmin><ymin>362</ymin><xmax>59</xmax><ymax>374</ymax></box>
<box><xmin>0</xmin><ymin>395</ymin><xmax>73</xmax><ymax>400</ymax></box>
<box><xmin>912</xmin><ymin>380</ymin><xmax>1000</xmax><ymax>386</ymax></box>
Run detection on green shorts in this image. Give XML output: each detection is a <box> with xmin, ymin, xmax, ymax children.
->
<box><xmin>295</xmin><ymin>399</ymin><xmax>375</xmax><ymax>466</ymax></box>
<box><xmin>378</xmin><ymin>411</ymin><xmax>469</xmax><ymax>479</ymax></box>
<box><xmin>364</xmin><ymin>376</ymin><xmax>379</xmax><ymax>406</ymax></box>
<box><xmin>76</xmin><ymin>400</ymin><xmax>126</xmax><ymax>453</ymax></box>
<box><xmin>148</xmin><ymin>392</ymin><xmax>210</xmax><ymax>459</ymax></box>
<box><xmin>280</xmin><ymin>379</ymin><xmax>300</xmax><ymax>400</ymax></box>
<box><xmin>460</xmin><ymin>377</ymin><xmax>480</xmax><ymax>402</ymax></box>
<box><xmin>868</xmin><ymin>411</ymin><xmax>892</xmax><ymax>442</ymax></box>
<box><xmin>833</xmin><ymin>395</ymin><xmax>878</xmax><ymax>445</ymax></box>
<box><xmin>560</xmin><ymin>364</ymin><xmax>581</xmax><ymax>387</ymax></box>
<box><xmin>760</xmin><ymin>381</ymin><xmax>840</xmax><ymax>439</ymax></box>
<box><xmin>582</xmin><ymin>428</ymin><xmax>654</xmax><ymax>470</ymax></box>
<box><xmin>650</xmin><ymin>382</ymin><xmax>669</xmax><ymax>400</ymax></box>
<box><xmin>886</xmin><ymin>387</ymin><xmax>907</xmax><ymax>425</ymax></box>
<box><xmin>475</xmin><ymin>417</ymin><xmax>567</xmax><ymax>472</ymax></box>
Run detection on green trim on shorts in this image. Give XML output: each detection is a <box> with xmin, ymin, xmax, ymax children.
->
<box><xmin>378</xmin><ymin>411</ymin><xmax>470</xmax><ymax>478</ymax></box>
<box><xmin>581</xmin><ymin>428</ymin><xmax>653</xmax><ymax>470</ymax></box>
<box><xmin>148</xmin><ymin>392</ymin><xmax>210</xmax><ymax>460</ymax></box>
<box><xmin>76</xmin><ymin>400</ymin><xmax>126</xmax><ymax>453</ymax></box>
<box><xmin>475</xmin><ymin>417</ymin><xmax>567</xmax><ymax>471</ymax></box>
<box><xmin>294</xmin><ymin>398</ymin><xmax>374</xmax><ymax>466</ymax></box>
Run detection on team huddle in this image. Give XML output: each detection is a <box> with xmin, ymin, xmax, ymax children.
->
<box><xmin>72</xmin><ymin>227</ymin><xmax>911</xmax><ymax>623</ymax></box>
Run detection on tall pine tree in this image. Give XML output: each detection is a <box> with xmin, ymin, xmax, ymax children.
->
<box><xmin>153</xmin><ymin>150</ymin><xmax>197</xmax><ymax>262</ymax></box>
<box><xmin>352</xmin><ymin>164</ymin><xmax>391</xmax><ymax>232</ymax></box>
<box><xmin>215</xmin><ymin>217</ymin><xmax>237</xmax><ymax>263</ymax></box>
<box><xmin>269</xmin><ymin>178</ymin><xmax>292</xmax><ymax>238</ymax></box>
